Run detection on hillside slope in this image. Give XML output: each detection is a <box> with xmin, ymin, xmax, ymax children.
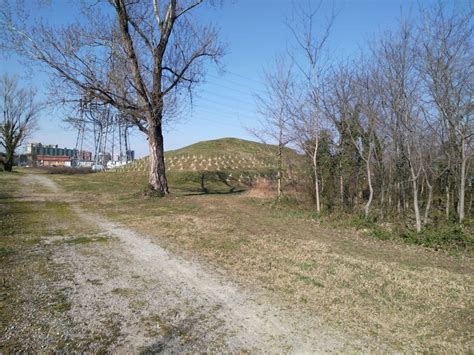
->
<box><xmin>168</xmin><ymin>137</ymin><xmax>278</xmax><ymax>156</ymax></box>
<box><xmin>116</xmin><ymin>138</ymin><xmax>301</xmax><ymax>174</ymax></box>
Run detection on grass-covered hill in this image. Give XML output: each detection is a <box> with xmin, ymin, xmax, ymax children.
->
<box><xmin>110</xmin><ymin>137</ymin><xmax>304</xmax><ymax>192</ymax></box>
<box><xmin>116</xmin><ymin>137</ymin><xmax>300</xmax><ymax>174</ymax></box>
<box><xmin>168</xmin><ymin>137</ymin><xmax>276</xmax><ymax>156</ymax></box>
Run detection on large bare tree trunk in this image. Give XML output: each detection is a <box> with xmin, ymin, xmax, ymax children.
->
<box><xmin>148</xmin><ymin>122</ymin><xmax>169</xmax><ymax>194</ymax></box>
<box><xmin>4</xmin><ymin>146</ymin><xmax>14</xmax><ymax>172</ymax></box>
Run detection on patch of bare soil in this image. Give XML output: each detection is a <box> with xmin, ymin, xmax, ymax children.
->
<box><xmin>10</xmin><ymin>174</ymin><xmax>387</xmax><ymax>353</ymax></box>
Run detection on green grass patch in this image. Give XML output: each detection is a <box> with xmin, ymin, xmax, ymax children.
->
<box><xmin>60</xmin><ymin>236</ymin><xmax>110</xmax><ymax>245</ymax></box>
<box><xmin>0</xmin><ymin>247</ymin><xmax>16</xmax><ymax>257</ymax></box>
<box><xmin>294</xmin><ymin>273</ymin><xmax>325</xmax><ymax>288</ymax></box>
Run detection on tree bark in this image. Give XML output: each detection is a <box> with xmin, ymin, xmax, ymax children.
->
<box><xmin>277</xmin><ymin>142</ymin><xmax>282</xmax><ymax>200</ymax></box>
<box><xmin>446</xmin><ymin>185</ymin><xmax>450</xmax><ymax>219</ymax></box>
<box><xmin>339</xmin><ymin>165</ymin><xmax>344</xmax><ymax>209</ymax></box>
<box><xmin>147</xmin><ymin>122</ymin><xmax>169</xmax><ymax>194</ymax></box>
<box><xmin>423</xmin><ymin>181</ymin><xmax>433</xmax><ymax>225</ymax></box>
<box><xmin>312</xmin><ymin>141</ymin><xmax>320</xmax><ymax>213</ymax></box>
<box><xmin>397</xmin><ymin>182</ymin><xmax>401</xmax><ymax>215</ymax></box>
<box><xmin>4</xmin><ymin>156</ymin><xmax>13</xmax><ymax>172</ymax></box>
<box><xmin>364</xmin><ymin>144</ymin><xmax>374</xmax><ymax>219</ymax></box>
<box><xmin>468</xmin><ymin>190</ymin><xmax>473</xmax><ymax>215</ymax></box>
<box><xmin>410</xmin><ymin>166</ymin><xmax>421</xmax><ymax>232</ymax></box>
<box><xmin>458</xmin><ymin>138</ymin><xmax>466</xmax><ymax>223</ymax></box>
<box><xmin>4</xmin><ymin>145</ymin><xmax>14</xmax><ymax>171</ymax></box>
<box><xmin>380</xmin><ymin>179</ymin><xmax>385</xmax><ymax>217</ymax></box>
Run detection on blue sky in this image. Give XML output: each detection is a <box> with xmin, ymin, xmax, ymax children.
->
<box><xmin>0</xmin><ymin>0</ymin><xmax>467</xmax><ymax>157</ymax></box>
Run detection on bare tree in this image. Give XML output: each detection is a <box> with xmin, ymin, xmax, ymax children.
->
<box><xmin>0</xmin><ymin>74</ymin><xmax>40</xmax><ymax>172</ymax></box>
<box><xmin>287</xmin><ymin>1</ymin><xmax>335</xmax><ymax>212</ymax></box>
<box><xmin>418</xmin><ymin>3</ymin><xmax>473</xmax><ymax>223</ymax></box>
<box><xmin>1</xmin><ymin>0</ymin><xmax>224</xmax><ymax>194</ymax></box>
<box><xmin>253</xmin><ymin>57</ymin><xmax>295</xmax><ymax>200</ymax></box>
<box><xmin>353</xmin><ymin>67</ymin><xmax>381</xmax><ymax>218</ymax></box>
<box><xmin>374</xmin><ymin>20</ymin><xmax>425</xmax><ymax>232</ymax></box>
<box><xmin>322</xmin><ymin>65</ymin><xmax>354</xmax><ymax>210</ymax></box>
<box><xmin>291</xmin><ymin>83</ymin><xmax>323</xmax><ymax>211</ymax></box>
<box><xmin>323</xmin><ymin>63</ymin><xmax>381</xmax><ymax>218</ymax></box>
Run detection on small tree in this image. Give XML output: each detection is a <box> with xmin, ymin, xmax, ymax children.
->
<box><xmin>353</xmin><ymin>66</ymin><xmax>381</xmax><ymax>219</ymax></box>
<box><xmin>287</xmin><ymin>1</ymin><xmax>335</xmax><ymax>213</ymax></box>
<box><xmin>0</xmin><ymin>74</ymin><xmax>39</xmax><ymax>172</ymax></box>
<box><xmin>373</xmin><ymin>20</ymin><xmax>426</xmax><ymax>232</ymax></box>
<box><xmin>253</xmin><ymin>56</ymin><xmax>295</xmax><ymax>200</ymax></box>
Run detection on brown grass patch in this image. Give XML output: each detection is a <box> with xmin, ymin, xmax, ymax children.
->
<box><xmin>245</xmin><ymin>181</ymin><xmax>275</xmax><ymax>199</ymax></box>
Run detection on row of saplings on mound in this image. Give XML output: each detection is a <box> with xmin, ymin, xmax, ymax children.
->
<box><xmin>113</xmin><ymin>155</ymin><xmax>276</xmax><ymax>173</ymax></box>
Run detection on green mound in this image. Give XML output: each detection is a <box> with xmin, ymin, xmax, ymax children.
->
<box><xmin>109</xmin><ymin>138</ymin><xmax>305</xmax><ymax>193</ymax></box>
<box><xmin>115</xmin><ymin>138</ymin><xmax>300</xmax><ymax>174</ymax></box>
<box><xmin>168</xmin><ymin>137</ymin><xmax>276</xmax><ymax>157</ymax></box>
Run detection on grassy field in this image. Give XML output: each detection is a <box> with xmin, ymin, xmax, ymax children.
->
<box><xmin>47</xmin><ymin>167</ymin><xmax>473</xmax><ymax>352</ymax></box>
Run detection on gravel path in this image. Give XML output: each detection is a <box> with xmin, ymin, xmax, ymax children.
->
<box><xmin>21</xmin><ymin>174</ymin><xmax>376</xmax><ymax>353</ymax></box>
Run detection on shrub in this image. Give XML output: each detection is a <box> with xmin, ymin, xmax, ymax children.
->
<box><xmin>401</xmin><ymin>224</ymin><xmax>473</xmax><ymax>251</ymax></box>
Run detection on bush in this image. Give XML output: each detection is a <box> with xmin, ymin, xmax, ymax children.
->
<box><xmin>369</xmin><ymin>228</ymin><xmax>392</xmax><ymax>241</ymax></box>
<box><xmin>338</xmin><ymin>213</ymin><xmax>473</xmax><ymax>252</ymax></box>
<box><xmin>348</xmin><ymin>214</ymin><xmax>379</xmax><ymax>229</ymax></box>
<box><xmin>401</xmin><ymin>224</ymin><xmax>473</xmax><ymax>251</ymax></box>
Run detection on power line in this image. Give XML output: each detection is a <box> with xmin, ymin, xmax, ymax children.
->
<box><xmin>203</xmin><ymin>79</ymin><xmax>267</xmax><ymax>97</ymax></box>
<box><xmin>198</xmin><ymin>89</ymin><xmax>256</xmax><ymax>107</ymax></box>
<box><xmin>188</xmin><ymin>115</ymin><xmax>246</xmax><ymax>130</ymax></box>
<box><xmin>210</xmin><ymin>70</ymin><xmax>267</xmax><ymax>86</ymax></box>
<box><xmin>194</xmin><ymin>97</ymin><xmax>257</xmax><ymax>116</ymax></box>
<box><xmin>208</xmin><ymin>74</ymin><xmax>265</xmax><ymax>92</ymax></box>
<box><xmin>191</xmin><ymin>106</ymin><xmax>256</xmax><ymax>123</ymax></box>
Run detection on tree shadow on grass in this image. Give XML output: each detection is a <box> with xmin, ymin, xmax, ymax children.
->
<box><xmin>177</xmin><ymin>171</ymin><xmax>247</xmax><ymax>196</ymax></box>
<box><xmin>182</xmin><ymin>189</ymin><xmax>246</xmax><ymax>196</ymax></box>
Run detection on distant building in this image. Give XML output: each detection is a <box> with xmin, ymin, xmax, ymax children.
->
<box><xmin>36</xmin><ymin>155</ymin><xmax>71</xmax><ymax>167</ymax></box>
<box><xmin>77</xmin><ymin>150</ymin><xmax>93</xmax><ymax>161</ymax></box>
<box><xmin>24</xmin><ymin>143</ymin><xmax>93</xmax><ymax>167</ymax></box>
<box><xmin>21</xmin><ymin>143</ymin><xmax>134</xmax><ymax>169</ymax></box>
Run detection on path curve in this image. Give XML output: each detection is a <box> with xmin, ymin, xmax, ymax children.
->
<box><xmin>21</xmin><ymin>173</ymin><xmax>376</xmax><ymax>353</ymax></box>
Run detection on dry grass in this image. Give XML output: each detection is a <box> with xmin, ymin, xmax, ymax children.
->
<box><xmin>245</xmin><ymin>181</ymin><xmax>275</xmax><ymax>198</ymax></box>
<box><xmin>48</xmin><ymin>171</ymin><xmax>474</xmax><ymax>352</ymax></box>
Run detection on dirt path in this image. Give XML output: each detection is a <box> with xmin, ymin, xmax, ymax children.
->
<box><xmin>19</xmin><ymin>174</ymin><xmax>380</xmax><ymax>353</ymax></box>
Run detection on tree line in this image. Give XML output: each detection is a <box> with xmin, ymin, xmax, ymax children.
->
<box><xmin>258</xmin><ymin>2</ymin><xmax>472</xmax><ymax>231</ymax></box>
